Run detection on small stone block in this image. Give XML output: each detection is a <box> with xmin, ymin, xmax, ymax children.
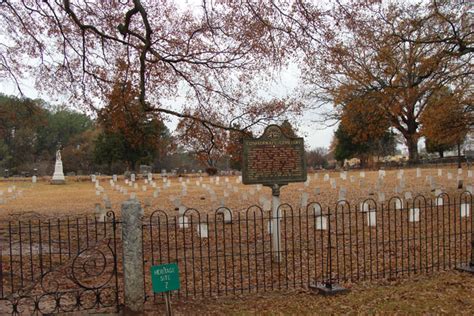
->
<box><xmin>456</xmin><ymin>265</ymin><xmax>474</xmax><ymax>274</ymax></box>
<box><xmin>309</xmin><ymin>282</ymin><xmax>349</xmax><ymax>296</ymax></box>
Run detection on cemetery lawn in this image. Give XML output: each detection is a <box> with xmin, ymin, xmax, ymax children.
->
<box><xmin>0</xmin><ymin>166</ymin><xmax>471</xmax><ymax>220</ymax></box>
<box><xmin>169</xmin><ymin>270</ymin><xmax>474</xmax><ymax>315</ymax></box>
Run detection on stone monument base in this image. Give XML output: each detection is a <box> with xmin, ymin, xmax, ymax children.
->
<box><xmin>51</xmin><ymin>179</ymin><xmax>66</xmax><ymax>185</ymax></box>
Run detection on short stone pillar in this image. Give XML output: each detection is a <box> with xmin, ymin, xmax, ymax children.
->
<box><xmin>121</xmin><ymin>199</ymin><xmax>144</xmax><ymax>313</ymax></box>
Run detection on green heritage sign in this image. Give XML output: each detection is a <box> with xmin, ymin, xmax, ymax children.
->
<box><xmin>242</xmin><ymin>124</ymin><xmax>307</xmax><ymax>185</ymax></box>
<box><xmin>151</xmin><ymin>263</ymin><xmax>180</xmax><ymax>293</ymax></box>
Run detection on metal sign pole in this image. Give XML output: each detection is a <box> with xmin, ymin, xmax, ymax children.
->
<box><xmin>271</xmin><ymin>184</ymin><xmax>281</xmax><ymax>262</ymax></box>
<box><xmin>164</xmin><ymin>291</ymin><xmax>173</xmax><ymax>316</ymax></box>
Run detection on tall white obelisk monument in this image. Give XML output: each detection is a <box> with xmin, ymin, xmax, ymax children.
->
<box><xmin>51</xmin><ymin>149</ymin><xmax>66</xmax><ymax>184</ymax></box>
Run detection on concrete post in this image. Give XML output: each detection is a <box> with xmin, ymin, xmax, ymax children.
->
<box><xmin>121</xmin><ymin>199</ymin><xmax>144</xmax><ymax>313</ymax></box>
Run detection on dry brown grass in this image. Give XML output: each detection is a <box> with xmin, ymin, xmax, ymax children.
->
<box><xmin>164</xmin><ymin>270</ymin><xmax>474</xmax><ymax>315</ymax></box>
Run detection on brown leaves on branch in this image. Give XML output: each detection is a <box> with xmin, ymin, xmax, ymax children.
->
<box><xmin>0</xmin><ymin>0</ymin><xmax>299</xmax><ymax>133</ymax></box>
<box><xmin>420</xmin><ymin>87</ymin><xmax>472</xmax><ymax>148</ymax></box>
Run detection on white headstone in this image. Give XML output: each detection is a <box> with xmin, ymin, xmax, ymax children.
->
<box><xmin>394</xmin><ymin>199</ymin><xmax>402</xmax><ymax>210</ymax></box>
<box><xmin>409</xmin><ymin>208</ymin><xmax>420</xmax><ymax>222</ymax></box>
<box><xmin>360</xmin><ymin>202</ymin><xmax>370</xmax><ymax>213</ymax></box>
<box><xmin>315</xmin><ymin>216</ymin><xmax>327</xmax><ymax>230</ymax></box>
<box><xmin>178</xmin><ymin>216</ymin><xmax>189</xmax><ymax>229</ymax></box>
<box><xmin>313</xmin><ymin>203</ymin><xmax>322</xmax><ymax>216</ymax></box>
<box><xmin>32</xmin><ymin>175</ymin><xmax>37</xmax><ymax>183</ymax></box>
<box><xmin>197</xmin><ymin>223</ymin><xmax>208</xmax><ymax>238</ymax></box>
<box><xmin>460</xmin><ymin>204</ymin><xmax>470</xmax><ymax>218</ymax></box>
<box><xmin>131</xmin><ymin>173</ymin><xmax>136</xmax><ymax>182</ymax></box>
<box><xmin>367</xmin><ymin>211</ymin><xmax>376</xmax><ymax>227</ymax></box>
<box><xmin>404</xmin><ymin>191</ymin><xmax>412</xmax><ymax>200</ymax></box>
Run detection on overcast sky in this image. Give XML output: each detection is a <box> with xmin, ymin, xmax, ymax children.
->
<box><xmin>0</xmin><ymin>62</ymin><xmax>337</xmax><ymax>150</ymax></box>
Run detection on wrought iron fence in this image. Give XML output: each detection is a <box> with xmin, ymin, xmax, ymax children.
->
<box><xmin>0</xmin><ymin>193</ymin><xmax>472</xmax><ymax>313</ymax></box>
<box><xmin>142</xmin><ymin>192</ymin><xmax>473</xmax><ymax>302</ymax></box>
<box><xmin>0</xmin><ymin>212</ymin><xmax>120</xmax><ymax>315</ymax></box>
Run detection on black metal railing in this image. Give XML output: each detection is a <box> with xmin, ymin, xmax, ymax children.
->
<box><xmin>142</xmin><ymin>192</ymin><xmax>473</xmax><ymax>301</ymax></box>
<box><xmin>0</xmin><ymin>212</ymin><xmax>120</xmax><ymax>315</ymax></box>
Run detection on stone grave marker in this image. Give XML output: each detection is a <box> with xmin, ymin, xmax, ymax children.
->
<box><xmin>178</xmin><ymin>216</ymin><xmax>189</xmax><ymax>229</ymax></box>
<box><xmin>197</xmin><ymin>223</ymin><xmax>208</xmax><ymax>238</ymax></box>
<box><xmin>404</xmin><ymin>191</ymin><xmax>413</xmax><ymax>200</ymax></box>
<box><xmin>460</xmin><ymin>204</ymin><xmax>470</xmax><ymax>217</ymax></box>
<box><xmin>409</xmin><ymin>208</ymin><xmax>420</xmax><ymax>222</ymax></box>
<box><xmin>315</xmin><ymin>215</ymin><xmax>327</xmax><ymax>230</ymax></box>
<box><xmin>367</xmin><ymin>211</ymin><xmax>376</xmax><ymax>226</ymax></box>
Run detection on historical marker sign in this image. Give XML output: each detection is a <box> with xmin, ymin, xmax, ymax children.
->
<box><xmin>151</xmin><ymin>263</ymin><xmax>180</xmax><ymax>293</ymax></box>
<box><xmin>242</xmin><ymin>124</ymin><xmax>307</xmax><ymax>185</ymax></box>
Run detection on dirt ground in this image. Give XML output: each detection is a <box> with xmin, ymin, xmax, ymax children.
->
<box><xmin>162</xmin><ymin>270</ymin><xmax>474</xmax><ymax>315</ymax></box>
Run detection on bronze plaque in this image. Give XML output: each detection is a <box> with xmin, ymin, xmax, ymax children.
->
<box><xmin>242</xmin><ymin>125</ymin><xmax>307</xmax><ymax>185</ymax></box>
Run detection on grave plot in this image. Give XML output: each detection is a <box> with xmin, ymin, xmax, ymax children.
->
<box><xmin>0</xmin><ymin>166</ymin><xmax>472</xmax><ymax>220</ymax></box>
<box><xmin>140</xmin><ymin>192</ymin><xmax>472</xmax><ymax>301</ymax></box>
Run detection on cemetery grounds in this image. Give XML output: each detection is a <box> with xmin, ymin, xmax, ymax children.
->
<box><xmin>0</xmin><ymin>165</ymin><xmax>473</xmax><ymax>314</ymax></box>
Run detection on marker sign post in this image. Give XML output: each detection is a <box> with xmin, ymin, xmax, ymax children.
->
<box><xmin>151</xmin><ymin>263</ymin><xmax>180</xmax><ymax>316</ymax></box>
<box><xmin>242</xmin><ymin>124</ymin><xmax>306</xmax><ymax>262</ymax></box>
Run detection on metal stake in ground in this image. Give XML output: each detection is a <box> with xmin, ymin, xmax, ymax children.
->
<box><xmin>310</xmin><ymin>207</ymin><xmax>349</xmax><ymax>295</ymax></box>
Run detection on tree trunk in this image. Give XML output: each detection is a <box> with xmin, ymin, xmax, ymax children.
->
<box><xmin>406</xmin><ymin>136</ymin><xmax>419</xmax><ymax>163</ymax></box>
<box><xmin>438</xmin><ymin>151</ymin><xmax>444</xmax><ymax>158</ymax></box>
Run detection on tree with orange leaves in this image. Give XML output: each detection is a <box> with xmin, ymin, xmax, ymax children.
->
<box><xmin>294</xmin><ymin>0</ymin><xmax>472</xmax><ymax>162</ymax></box>
<box><xmin>420</xmin><ymin>86</ymin><xmax>472</xmax><ymax>166</ymax></box>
